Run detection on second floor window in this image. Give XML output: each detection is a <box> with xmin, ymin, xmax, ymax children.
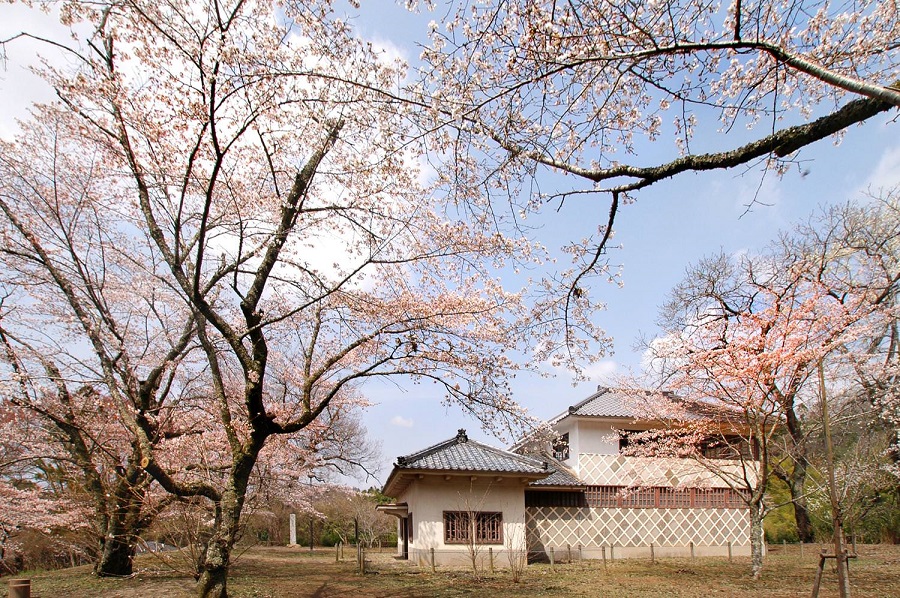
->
<box><xmin>553</xmin><ymin>432</ymin><xmax>570</xmax><ymax>461</ymax></box>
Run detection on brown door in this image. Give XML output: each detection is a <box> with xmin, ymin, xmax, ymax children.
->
<box><xmin>401</xmin><ymin>517</ymin><xmax>409</xmax><ymax>559</ymax></box>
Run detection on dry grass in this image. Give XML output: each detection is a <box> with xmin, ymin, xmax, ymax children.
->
<box><xmin>3</xmin><ymin>543</ymin><xmax>899</xmax><ymax>597</ymax></box>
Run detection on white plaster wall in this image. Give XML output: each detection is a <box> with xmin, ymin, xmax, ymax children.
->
<box><xmin>573</xmin><ymin>420</ymin><xmax>621</xmax><ymax>455</ymax></box>
<box><xmin>565</xmin><ymin>419</ymin><xmax>620</xmax><ymax>477</ymax></box>
<box><xmin>401</xmin><ymin>477</ymin><xmax>528</xmax><ymax>567</ymax></box>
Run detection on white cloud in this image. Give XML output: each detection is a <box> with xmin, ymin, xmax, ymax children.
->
<box><xmin>390</xmin><ymin>415</ymin><xmax>414</xmax><ymax>428</ymax></box>
<box><xmin>583</xmin><ymin>359</ymin><xmax>618</xmax><ymax>382</ymax></box>
<box><xmin>858</xmin><ymin>144</ymin><xmax>900</xmax><ymax>196</ymax></box>
<box><xmin>0</xmin><ymin>6</ymin><xmax>72</xmax><ymax>139</ymax></box>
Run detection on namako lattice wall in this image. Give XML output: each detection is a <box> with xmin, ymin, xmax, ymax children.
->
<box><xmin>526</xmin><ymin>453</ymin><xmax>755</xmax><ymax>559</ymax></box>
<box><xmin>576</xmin><ymin>453</ymin><xmax>754</xmax><ymax>488</ymax></box>
<box><xmin>525</xmin><ymin>506</ymin><xmax>751</xmax><ymax>559</ymax></box>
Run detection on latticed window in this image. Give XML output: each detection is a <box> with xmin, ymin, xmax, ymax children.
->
<box><xmin>585</xmin><ymin>485</ymin><xmax>623</xmax><ymax>507</ymax></box>
<box><xmin>475</xmin><ymin>512</ymin><xmax>502</xmax><ymax>543</ymax></box>
<box><xmin>525</xmin><ymin>491</ymin><xmax>587</xmax><ymax>507</ymax></box>
<box><xmin>580</xmin><ymin>485</ymin><xmax>748</xmax><ymax>509</ymax></box>
<box><xmin>694</xmin><ymin>488</ymin><xmax>729</xmax><ymax>508</ymax></box>
<box><xmin>659</xmin><ymin>488</ymin><xmax>692</xmax><ymax>508</ymax></box>
<box><xmin>443</xmin><ymin>511</ymin><xmax>503</xmax><ymax>544</ymax></box>
<box><xmin>621</xmin><ymin>487</ymin><xmax>657</xmax><ymax>508</ymax></box>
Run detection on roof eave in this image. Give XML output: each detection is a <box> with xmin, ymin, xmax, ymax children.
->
<box><xmin>383</xmin><ymin>466</ymin><xmax>550</xmax><ymax>497</ymax></box>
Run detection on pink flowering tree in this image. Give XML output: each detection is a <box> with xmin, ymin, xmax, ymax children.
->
<box><xmin>0</xmin><ymin>405</ymin><xmax>92</xmax><ymax>574</ymax></box>
<box><xmin>1</xmin><ymin>1</ymin><xmax>609</xmax><ymax>595</ymax></box>
<box><xmin>419</xmin><ymin>0</ymin><xmax>900</xmax><ymax>297</ymax></box>
<box><xmin>789</xmin><ymin>195</ymin><xmax>900</xmax><ymax>476</ymax></box>
<box><xmin>0</xmin><ymin>327</ymin><xmax>182</xmax><ymax>576</ymax></box>
<box><xmin>636</xmin><ymin>194</ymin><xmax>900</xmax><ymax>578</ymax></box>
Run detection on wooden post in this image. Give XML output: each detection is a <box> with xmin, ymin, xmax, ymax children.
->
<box><xmin>728</xmin><ymin>541</ymin><xmax>733</xmax><ymax>562</ymax></box>
<box><xmin>602</xmin><ymin>546</ymin><xmax>608</xmax><ymax>573</ymax></box>
<box><xmin>578</xmin><ymin>543</ymin><xmax>583</xmax><ymax>561</ymax></box>
<box><xmin>650</xmin><ymin>542</ymin><xmax>655</xmax><ymax>564</ymax></box>
<box><xmin>801</xmin><ymin>542</ymin><xmax>804</xmax><ymax>558</ymax></box>
<box><xmin>549</xmin><ymin>546</ymin><xmax>555</xmax><ymax>568</ymax></box>
<box><xmin>610</xmin><ymin>544</ymin><xmax>615</xmax><ymax>560</ymax></box>
<box><xmin>8</xmin><ymin>579</ymin><xmax>31</xmax><ymax>598</ymax></box>
<box><xmin>335</xmin><ymin>543</ymin><xmax>340</xmax><ymax>562</ymax></box>
<box><xmin>811</xmin><ymin>550</ymin><xmax>827</xmax><ymax>598</ymax></box>
<box><xmin>818</xmin><ymin>361</ymin><xmax>852</xmax><ymax>598</ymax></box>
<box><xmin>690</xmin><ymin>541</ymin><xmax>695</xmax><ymax>559</ymax></box>
<box><xmin>489</xmin><ymin>547</ymin><xmax>494</xmax><ymax>573</ymax></box>
<box><xmin>431</xmin><ymin>547</ymin><xmax>436</xmax><ymax>572</ymax></box>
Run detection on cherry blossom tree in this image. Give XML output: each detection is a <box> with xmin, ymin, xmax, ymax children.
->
<box><xmin>419</xmin><ymin>0</ymin><xmax>900</xmax><ymax>295</ymax></box>
<box><xmin>792</xmin><ymin>194</ymin><xmax>900</xmax><ymax>474</ymax></box>
<box><xmin>0</xmin><ymin>104</ymin><xmax>202</xmax><ymax>577</ymax></box>
<box><xmin>0</xmin><ymin>405</ymin><xmax>92</xmax><ymax>574</ymax></box>
<box><xmin>0</xmin><ymin>323</ymin><xmax>182</xmax><ymax>576</ymax></box>
<box><xmin>1</xmin><ymin>1</ymin><xmax>607</xmax><ymax>595</ymax></box>
<box><xmin>638</xmin><ymin>193</ymin><xmax>900</xmax><ymax>578</ymax></box>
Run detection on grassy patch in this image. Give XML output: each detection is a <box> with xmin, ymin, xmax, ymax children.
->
<box><xmin>4</xmin><ymin>544</ymin><xmax>899</xmax><ymax>597</ymax></box>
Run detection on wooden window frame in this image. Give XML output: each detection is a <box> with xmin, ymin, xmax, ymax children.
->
<box><xmin>553</xmin><ymin>432</ymin><xmax>570</xmax><ymax>461</ymax></box>
<box><xmin>581</xmin><ymin>485</ymin><xmax>749</xmax><ymax>509</ymax></box>
<box><xmin>443</xmin><ymin>511</ymin><xmax>503</xmax><ymax>545</ymax></box>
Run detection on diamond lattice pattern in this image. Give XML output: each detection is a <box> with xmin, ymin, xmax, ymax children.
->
<box><xmin>526</xmin><ymin>506</ymin><xmax>750</xmax><ymax>550</ymax></box>
<box><xmin>577</xmin><ymin>454</ymin><xmax>754</xmax><ymax>488</ymax></box>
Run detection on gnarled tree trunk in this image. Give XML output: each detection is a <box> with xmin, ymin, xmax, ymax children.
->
<box><xmin>195</xmin><ymin>451</ymin><xmax>258</xmax><ymax>598</ymax></box>
<box><xmin>749</xmin><ymin>501</ymin><xmax>766</xmax><ymax>580</ymax></box>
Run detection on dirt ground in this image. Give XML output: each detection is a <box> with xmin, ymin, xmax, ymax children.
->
<box><xmin>4</xmin><ymin>543</ymin><xmax>900</xmax><ymax>597</ymax></box>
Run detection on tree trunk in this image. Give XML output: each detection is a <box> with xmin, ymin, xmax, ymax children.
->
<box><xmin>195</xmin><ymin>456</ymin><xmax>255</xmax><ymax>598</ymax></box>
<box><xmin>195</xmin><ymin>494</ymin><xmax>241</xmax><ymax>598</ymax></box>
<box><xmin>784</xmin><ymin>403</ymin><xmax>814</xmax><ymax>542</ymax></box>
<box><xmin>793</xmin><ymin>494</ymin><xmax>815</xmax><ymax>543</ymax></box>
<box><xmin>95</xmin><ymin>468</ymin><xmax>149</xmax><ymax>577</ymax></box>
<box><xmin>785</xmin><ymin>459</ymin><xmax>815</xmax><ymax>543</ymax></box>
<box><xmin>95</xmin><ymin>534</ymin><xmax>136</xmax><ymax>577</ymax></box>
<box><xmin>749</xmin><ymin>501</ymin><xmax>765</xmax><ymax>580</ymax></box>
<box><xmin>196</xmin><ymin>538</ymin><xmax>230</xmax><ymax>598</ymax></box>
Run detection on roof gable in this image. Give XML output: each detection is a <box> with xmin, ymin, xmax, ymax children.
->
<box><xmin>549</xmin><ymin>386</ymin><xmax>742</xmax><ymax>425</ymax></box>
<box><xmin>396</xmin><ymin>429</ymin><xmax>548</xmax><ymax>474</ymax></box>
<box><xmin>382</xmin><ymin>429</ymin><xmax>555</xmax><ymax>498</ymax></box>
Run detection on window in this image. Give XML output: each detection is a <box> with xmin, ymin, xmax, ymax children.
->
<box><xmin>658</xmin><ymin>488</ymin><xmax>692</xmax><ymax>508</ymax></box>
<box><xmin>694</xmin><ymin>488</ymin><xmax>729</xmax><ymax>508</ymax></box>
<box><xmin>443</xmin><ymin>511</ymin><xmax>503</xmax><ymax>544</ymax></box>
<box><xmin>552</xmin><ymin>432</ymin><xmax>570</xmax><ymax>461</ymax></box>
<box><xmin>581</xmin><ymin>485</ymin><xmax>748</xmax><ymax>509</ymax></box>
<box><xmin>618</xmin><ymin>429</ymin><xmax>645</xmax><ymax>453</ymax></box>
<box><xmin>621</xmin><ymin>487</ymin><xmax>656</xmax><ymax>508</ymax></box>
<box><xmin>585</xmin><ymin>486</ymin><xmax>622</xmax><ymax>507</ymax></box>
<box><xmin>525</xmin><ymin>491</ymin><xmax>587</xmax><ymax>507</ymax></box>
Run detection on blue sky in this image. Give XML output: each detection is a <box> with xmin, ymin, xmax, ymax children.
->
<box><xmin>2</xmin><ymin>1</ymin><xmax>898</xmax><ymax>489</ymax></box>
<box><xmin>346</xmin><ymin>1</ymin><xmax>900</xmax><ymax>485</ymax></box>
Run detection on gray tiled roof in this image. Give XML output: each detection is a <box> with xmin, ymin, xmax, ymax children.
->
<box><xmin>548</xmin><ymin>386</ymin><xmax>738</xmax><ymax>424</ymax></box>
<box><xmin>396</xmin><ymin>429</ymin><xmax>548</xmax><ymax>474</ymax></box>
<box><xmin>547</xmin><ymin>386</ymin><xmax>638</xmax><ymax>422</ymax></box>
<box><xmin>529</xmin><ymin>464</ymin><xmax>583</xmax><ymax>487</ymax></box>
